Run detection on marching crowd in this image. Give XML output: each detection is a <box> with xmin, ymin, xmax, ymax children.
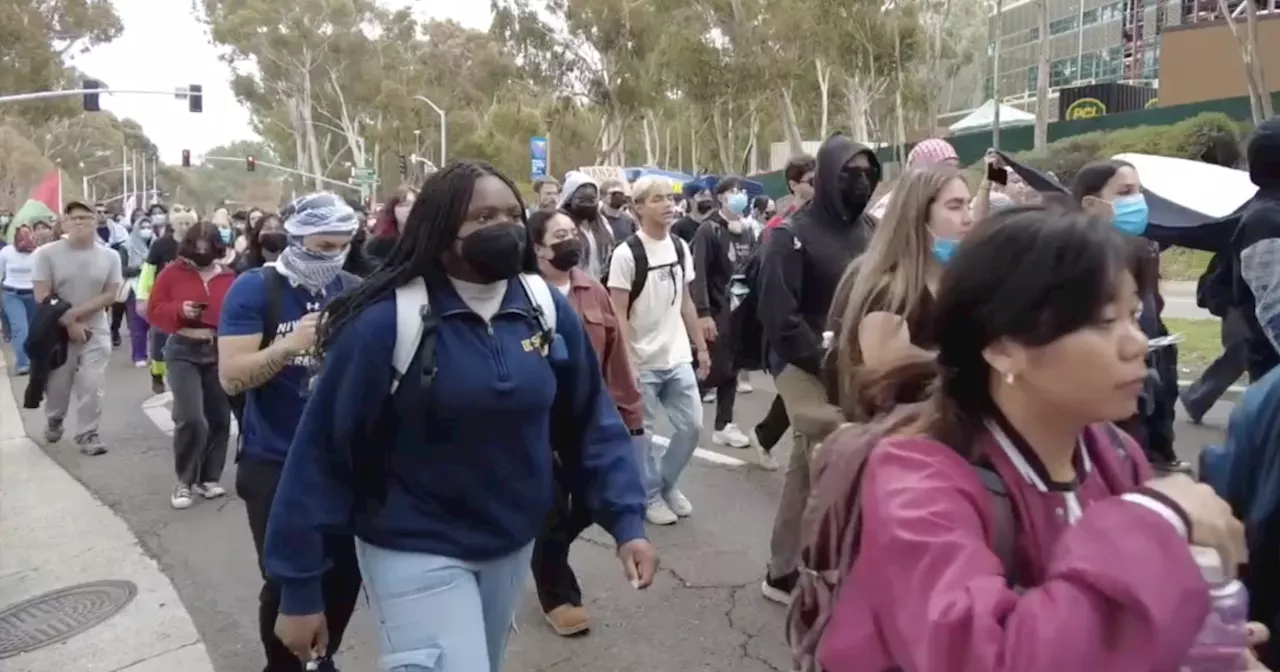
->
<box><xmin>5</xmin><ymin>119</ymin><xmax>1280</xmax><ymax>672</ymax></box>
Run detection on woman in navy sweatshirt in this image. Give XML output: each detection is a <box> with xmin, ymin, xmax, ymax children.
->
<box><xmin>266</xmin><ymin>160</ymin><xmax>655</xmax><ymax>672</ymax></box>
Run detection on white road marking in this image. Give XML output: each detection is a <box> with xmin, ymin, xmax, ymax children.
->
<box><xmin>140</xmin><ymin>394</ymin><xmax>748</xmax><ymax>467</ymax></box>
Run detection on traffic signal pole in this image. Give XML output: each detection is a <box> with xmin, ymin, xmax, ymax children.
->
<box><xmin>0</xmin><ymin>87</ymin><xmax>200</xmax><ymax>105</ymax></box>
<box><xmin>201</xmin><ymin>156</ymin><xmax>360</xmax><ymax>192</ymax></box>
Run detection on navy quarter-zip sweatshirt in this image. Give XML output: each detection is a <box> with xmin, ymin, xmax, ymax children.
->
<box><xmin>265</xmin><ymin>276</ymin><xmax>648</xmax><ymax>615</ymax></box>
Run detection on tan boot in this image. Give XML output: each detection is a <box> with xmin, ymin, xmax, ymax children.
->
<box><xmin>544</xmin><ymin>604</ymin><xmax>590</xmax><ymax>636</ymax></box>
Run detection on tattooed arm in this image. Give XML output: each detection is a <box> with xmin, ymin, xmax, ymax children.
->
<box><xmin>216</xmin><ymin>271</ymin><xmax>311</xmax><ymax>395</ymax></box>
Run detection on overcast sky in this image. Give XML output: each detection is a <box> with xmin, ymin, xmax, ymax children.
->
<box><xmin>70</xmin><ymin>1</ymin><xmax>492</xmax><ymax>163</ymax></box>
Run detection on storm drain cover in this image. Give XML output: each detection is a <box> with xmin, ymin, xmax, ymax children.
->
<box><xmin>0</xmin><ymin>580</ymin><xmax>137</xmax><ymax>658</ymax></box>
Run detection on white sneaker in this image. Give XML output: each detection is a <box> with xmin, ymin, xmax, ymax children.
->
<box><xmin>664</xmin><ymin>488</ymin><xmax>693</xmax><ymax>517</ymax></box>
<box><xmin>194</xmin><ymin>482</ymin><xmax>226</xmax><ymax>499</ymax></box>
<box><xmin>737</xmin><ymin>379</ymin><xmax>753</xmax><ymax>393</ymax></box>
<box><xmin>645</xmin><ymin>499</ymin><xmax>678</xmax><ymax>525</ymax></box>
<box><xmin>702</xmin><ymin>391</ymin><xmax>716</xmax><ymax>403</ymax></box>
<box><xmin>171</xmin><ymin>485</ymin><xmax>194</xmax><ymax>509</ymax></box>
<box><xmin>755</xmin><ymin>444</ymin><xmax>780</xmax><ymax>471</ymax></box>
<box><xmin>713</xmin><ymin>423</ymin><xmax>751</xmax><ymax>449</ymax></box>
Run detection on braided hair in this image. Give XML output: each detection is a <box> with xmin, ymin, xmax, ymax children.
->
<box><xmin>317</xmin><ymin>160</ymin><xmax>534</xmax><ymax>354</ymax></box>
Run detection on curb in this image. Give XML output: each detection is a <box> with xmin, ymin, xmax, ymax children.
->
<box><xmin>0</xmin><ymin>355</ymin><xmax>217</xmax><ymax>671</ymax></box>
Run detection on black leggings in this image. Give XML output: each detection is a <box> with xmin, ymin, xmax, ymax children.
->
<box><xmin>236</xmin><ymin>457</ymin><xmax>362</xmax><ymax>671</ymax></box>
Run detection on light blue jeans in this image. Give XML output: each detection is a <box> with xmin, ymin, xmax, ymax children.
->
<box><xmin>355</xmin><ymin>539</ymin><xmax>533</xmax><ymax>672</ymax></box>
<box><xmin>1</xmin><ymin>288</ymin><xmax>36</xmax><ymax>371</ymax></box>
<box><xmin>636</xmin><ymin>363</ymin><xmax>703</xmax><ymax>502</ymax></box>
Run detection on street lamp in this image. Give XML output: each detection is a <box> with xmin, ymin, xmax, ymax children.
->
<box><xmin>82</xmin><ymin>166</ymin><xmax>129</xmax><ymax>201</ymax></box>
<box><xmin>413</xmin><ymin>95</ymin><xmax>447</xmax><ymax>166</ymax></box>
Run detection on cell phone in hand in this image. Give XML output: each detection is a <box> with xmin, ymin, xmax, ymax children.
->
<box><xmin>189</xmin><ymin>302</ymin><xmax>208</xmax><ymax>314</ymax></box>
<box><xmin>987</xmin><ymin>163</ymin><xmax>1009</xmax><ymax>186</ymax></box>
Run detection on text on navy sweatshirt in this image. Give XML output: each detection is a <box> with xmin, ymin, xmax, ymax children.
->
<box><xmin>264</xmin><ymin>277</ymin><xmax>648</xmax><ymax>615</ymax></box>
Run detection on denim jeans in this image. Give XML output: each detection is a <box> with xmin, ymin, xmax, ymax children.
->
<box><xmin>636</xmin><ymin>363</ymin><xmax>703</xmax><ymax>502</ymax></box>
<box><xmin>1</xmin><ymin>288</ymin><xmax>36</xmax><ymax>370</ymax></box>
<box><xmin>355</xmin><ymin>540</ymin><xmax>533</xmax><ymax>672</ymax></box>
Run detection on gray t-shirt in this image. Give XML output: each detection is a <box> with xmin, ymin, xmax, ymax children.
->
<box><xmin>32</xmin><ymin>239</ymin><xmax>123</xmax><ymax>330</ymax></box>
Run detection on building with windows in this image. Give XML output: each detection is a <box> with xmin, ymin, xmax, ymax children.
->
<box><xmin>984</xmin><ymin>0</ymin><xmax>1179</xmax><ymax>109</ymax></box>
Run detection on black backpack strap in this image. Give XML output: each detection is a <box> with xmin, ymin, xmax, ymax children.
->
<box><xmin>974</xmin><ymin>462</ymin><xmax>1021</xmax><ymax>589</ymax></box>
<box><xmin>626</xmin><ymin>235</ymin><xmax>648</xmax><ymax>315</ymax></box>
<box><xmin>259</xmin><ymin>267</ymin><xmax>287</xmax><ymax>350</ymax></box>
<box><xmin>674</xmin><ymin>236</ymin><xmax>687</xmax><ymax>281</ymax></box>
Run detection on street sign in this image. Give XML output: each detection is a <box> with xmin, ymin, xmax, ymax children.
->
<box><xmin>530</xmin><ymin>136</ymin><xmax>548</xmax><ymax>179</ymax></box>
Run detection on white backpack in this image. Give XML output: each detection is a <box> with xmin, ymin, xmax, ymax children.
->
<box><xmin>390</xmin><ymin>274</ymin><xmax>558</xmax><ymax>394</ymax></box>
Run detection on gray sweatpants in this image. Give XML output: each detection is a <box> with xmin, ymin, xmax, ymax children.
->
<box><xmin>164</xmin><ymin>335</ymin><xmax>230</xmax><ymax>486</ymax></box>
<box><xmin>45</xmin><ymin>328</ymin><xmax>112</xmax><ymax>439</ymax></box>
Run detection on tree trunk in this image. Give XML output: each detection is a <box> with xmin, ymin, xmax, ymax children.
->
<box><xmin>779</xmin><ymin>89</ymin><xmax>806</xmax><ymax>154</ymax></box>
<box><xmin>844</xmin><ymin>74</ymin><xmax>874</xmax><ymax>141</ymax></box>
<box><xmin>1219</xmin><ymin>0</ymin><xmax>1269</xmax><ymax>124</ymax></box>
<box><xmin>815</xmin><ymin>59</ymin><xmax>831</xmax><ymax>139</ymax></box>
<box><xmin>1033</xmin><ymin>0</ymin><xmax>1051</xmax><ymax>149</ymax></box>
<box><xmin>1244</xmin><ymin>0</ymin><xmax>1275</xmax><ymax>118</ymax></box>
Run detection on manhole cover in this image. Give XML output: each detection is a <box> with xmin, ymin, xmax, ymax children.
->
<box><xmin>0</xmin><ymin>580</ymin><xmax>137</xmax><ymax>658</ymax></box>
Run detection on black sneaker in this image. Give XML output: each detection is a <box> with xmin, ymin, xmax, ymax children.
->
<box><xmin>111</xmin><ymin>330</ymin><xmax>122</xmax><ymax>348</ymax></box>
<box><xmin>150</xmin><ymin>374</ymin><xmax>166</xmax><ymax>395</ymax></box>
<box><xmin>761</xmin><ymin>570</ymin><xmax>798</xmax><ymax>605</ymax></box>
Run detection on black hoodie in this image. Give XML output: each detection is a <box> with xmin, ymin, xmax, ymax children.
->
<box><xmin>1235</xmin><ymin>117</ymin><xmax>1280</xmax><ymax>379</ymax></box>
<box><xmin>756</xmin><ymin>134</ymin><xmax>881</xmax><ymax>376</ymax></box>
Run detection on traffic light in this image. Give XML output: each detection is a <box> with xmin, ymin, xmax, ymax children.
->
<box><xmin>398</xmin><ymin>153</ymin><xmax>407</xmax><ymax>177</ymax></box>
<box><xmin>187</xmin><ymin>84</ymin><xmax>203</xmax><ymax>113</ymax></box>
<box><xmin>83</xmin><ymin>79</ymin><xmax>101</xmax><ymax>112</ymax></box>
<box><xmin>246</xmin><ymin>155</ymin><xmax>256</xmax><ymax>172</ymax></box>
<box><xmin>181</xmin><ymin>149</ymin><xmax>191</xmax><ymax>168</ymax></box>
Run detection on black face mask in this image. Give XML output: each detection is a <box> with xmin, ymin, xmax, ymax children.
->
<box><xmin>568</xmin><ymin>202</ymin><xmax>598</xmax><ymax>221</ymax></box>
<box><xmin>548</xmin><ymin>238</ymin><xmax>583</xmax><ymax>271</ymax></box>
<box><xmin>840</xmin><ymin>168</ymin><xmax>873</xmax><ymax>214</ymax></box>
<box><xmin>695</xmin><ymin>200</ymin><xmax>714</xmax><ymax>215</ymax></box>
<box><xmin>259</xmin><ymin>231</ymin><xmax>287</xmax><ymax>254</ymax></box>
<box><xmin>607</xmin><ymin>195</ymin><xmax>627</xmax><ymax>209</ymax></box>
<box><xmin>184</xmin><ymin>251</ymin><xmax>216</xmax><ymax>268</ymax></box>
<box><xmin>459</xmin><ymin>221</ymin><xmax>527</xmax><ymax>283</ymax></box>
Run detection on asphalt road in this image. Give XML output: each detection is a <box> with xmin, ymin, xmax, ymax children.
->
<box><xmin>6</xmin><ymin>335</ymin><xmax>1232</xmax><ymax>672</ymax></box>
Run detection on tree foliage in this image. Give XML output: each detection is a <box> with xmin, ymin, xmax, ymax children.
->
<box><xmin>190</xmin><ymin>0</ymin><xmax>986</xmax><ymax>195</ymax></box>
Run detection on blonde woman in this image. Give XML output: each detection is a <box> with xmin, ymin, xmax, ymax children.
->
<box><xmin>828</xmin><ymin>165</ymin><xmax>974</xmax><ymax>418</ymax></box>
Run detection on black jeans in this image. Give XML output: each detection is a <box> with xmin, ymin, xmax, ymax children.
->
<box><xmin>236</xmin><ymin>457</ymin><xmax>362</xmax><ymax>672</ymax></box>
<box><xmin>1182</xmin><ymin>307</ymin><xmax>1250</xmax><ymax>419</ymax></box>
<box><xmin>530</xmin><ymin>478</ymin><xmax>594</xmax><ymax>612</ymax></box>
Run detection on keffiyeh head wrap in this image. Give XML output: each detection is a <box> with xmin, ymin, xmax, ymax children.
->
<box><xmin>282</xmin><ymin>192</ymin><xmax>359</xmax><ymax>237</ymax></box>
<box><xmin>276</xmin><ymin>192</ymin><xmax>359</xmax><ymax>293</ymax></box>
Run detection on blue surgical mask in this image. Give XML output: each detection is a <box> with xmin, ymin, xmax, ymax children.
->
<box><xmin>1111</xmin><ymin>193</ymin><xmax>1149</xmax><ymax>236</ymax></box>
<box><xmin>139</xmin><ymin>229</ymin><xmax>154</xmax><ymax>241</ymax></box>
<box><xmin>219</xmin><ymin>226</ymin><xmax>233</xmax><ymax>243</ymax></box>
<box><xmin>932</xmin><ymin>237</ymin><xmax>960</xmax><ymax>264</ymax></box>
<box><xmin>726</xmin><ymin>192</ymin><xmax>749</xmax><ymax>215</ymax></box>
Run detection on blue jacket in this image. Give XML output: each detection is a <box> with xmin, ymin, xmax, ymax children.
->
<box><xmin>264</xmin><ymin>277</ymin><xmax>647</xmax><ymax>615</ymax></box>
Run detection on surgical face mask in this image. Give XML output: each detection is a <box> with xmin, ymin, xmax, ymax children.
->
<box><xmin>184</xmin><ymin>249</ymin><xmax>216</xmax><ymax>268</ymax></box>
<box><xmin>151</xmin><ymin>213</ymin><xmax>168</xmax><ymax>226</ymax></box>
<box><xmin>567</xmin><ymin>201</ymin><xmax>598</xmax><ymax>222</ymax></box>
<box><xmin>840</xmin><ymin>168</ymin><xmax>873</xmax><ymax>213</ymax></box>
<box><xmin>219</xmin><ymin>227</ymin><xmax>233</xmax><ymax>244</ymax></box>
<box><xmin>607</xmin><ymin>194</ymin><xmax>627</xmax><ymax>209</ymax></box>
<box><xmin>139</xmin><ymin>228</ymin><xmax>154</xmax><ymax>241</ymax></box>
<box><xmin>695</xmin><ymin>200</ymin><xmax>714</xmax><ymax>215</ymax></box>
<box><xmin>726</xmin><ymin>192</ymin><xmax>749</xmax><ymax>215</ymax></box>
<box><xmin>932</xmin><ymin>237</ymin><xmax>959</xmax><ymax>264</ymax></box>
<box><xmin>1110</xmin><ymin>193</ymin><xmax>1149</xmax><ymax>237</ymax></box>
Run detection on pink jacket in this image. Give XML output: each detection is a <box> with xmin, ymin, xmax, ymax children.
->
<box><xmin>818</xmin><ymin>424</ymin><xmax>1212</xmax><ymax>672</ymax></box>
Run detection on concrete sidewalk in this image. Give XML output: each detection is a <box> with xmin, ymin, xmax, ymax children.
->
<box><xmin>0</xmin><ymin>359</ymin><xmax>216</xmax><ymax>671</ymax></box>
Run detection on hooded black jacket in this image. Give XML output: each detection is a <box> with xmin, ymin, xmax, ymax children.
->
<box><xmin>1235</xmin><ymin>117</ymin><xmax>1280</xmax><ymax>379</ymax></box>
<box><xmin>757</xmin><ymin>134</ymin><xmax>881</xmax><ymax>376</ymax></box>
